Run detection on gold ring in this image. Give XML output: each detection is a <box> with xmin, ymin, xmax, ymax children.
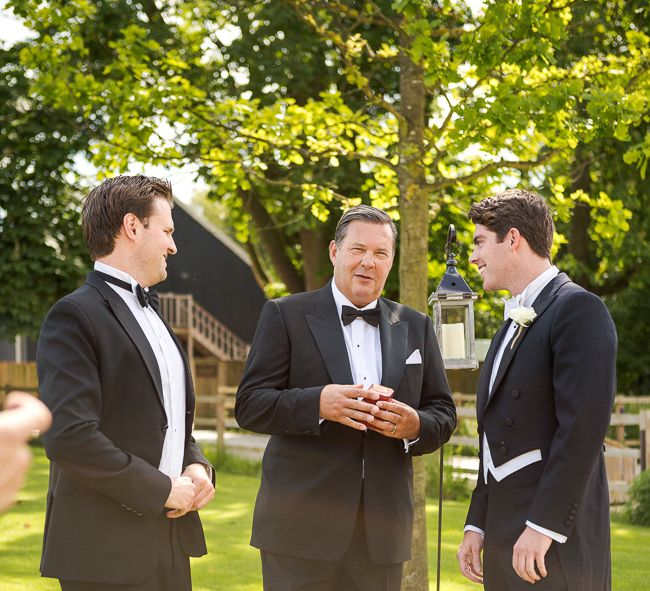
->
<box><xmin>391</xmin><ymin>424</ymin><xmax>397</xmax><ymax>434</ymax></box>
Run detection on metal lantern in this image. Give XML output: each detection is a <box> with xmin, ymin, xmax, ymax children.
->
<box><xmin>428</xmin><ymin>224</ymin><xmax>478</xmax><ymax>370</ymax></box>
<box><xmin>430</xmin><ymin>224</ymin><xmax>479</xmax><ymax>591</ymax></box>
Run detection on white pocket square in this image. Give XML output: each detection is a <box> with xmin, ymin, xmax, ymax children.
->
<box><xmin>405</xmin><ymin>349</ymin><xmax>422</xmax><ymax>365</ymax></box>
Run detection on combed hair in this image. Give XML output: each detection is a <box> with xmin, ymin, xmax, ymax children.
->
<box><xmin>468</xmin><ymin>189</ymin><xmax>554</xmax><ymax>259</ymax></box>
<box><xmin>334</xmin><ymin>205</ymin><xmax>397</xmax><ymax>250</ymax></box>
<box><xmin>81</xmin><ymin>175</ymin><xmax>174</xmax><ymax>260</ymax></box>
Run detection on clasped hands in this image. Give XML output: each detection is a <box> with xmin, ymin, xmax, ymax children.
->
<box><xmin>319</xmin><ymin>384</ymin><xmax>420</xmax><ymax>440</ymax></box>
<box><xmin>164</xmin><ymin>463</ymin><xmax>215</xmax><ymax>518</ymax></box>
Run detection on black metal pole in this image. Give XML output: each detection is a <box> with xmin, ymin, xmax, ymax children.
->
<box><xmin>436</xmin><ymin>444</ymin><xmax>444</xmax><ymax>591</ymax></box>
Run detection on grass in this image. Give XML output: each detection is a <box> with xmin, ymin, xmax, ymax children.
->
<box><xmin>2</xmin><ymin>447</ymin><xmax>649</xmax><ymax>590</ymax></box>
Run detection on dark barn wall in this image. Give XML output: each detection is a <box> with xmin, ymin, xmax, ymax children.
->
<box><xmin>159</xmin><ymin>203</ymin><xmax>267</xmax><ymax>343</ymax></box>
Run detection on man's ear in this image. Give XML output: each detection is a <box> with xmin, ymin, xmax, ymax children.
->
<box><xmin>508</xmin><ymin>228</ymin><xmax>521</xmax><ymax>247</ymax></box>
<box><xmin>122</xmin><ymin>213</ymin><xmax>140</xmax><ymax>241</ymax></box>
<box><xmin>328</xmin><ymin>240</ymin><xmax>337</xmax><ymax>265</ymax></box>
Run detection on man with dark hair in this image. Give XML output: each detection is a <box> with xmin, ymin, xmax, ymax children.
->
<box><xmin>236</xmin><ymin>204</ymin><xmax>456</xmax><ymax>591</ymax></box>
<box><xmin>457</xmin><ymin>189</ymin><xmax>617</xmax><ymax>591</ymax></box>
<box><xmin>37</xmin><ymin>175</ymin><xmax>215</xmax><ymax>590</ymax></box>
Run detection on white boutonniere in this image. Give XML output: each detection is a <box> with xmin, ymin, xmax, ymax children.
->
<box><xmin>507</xmin><ymin>306</ymin><xmax>537</xmax><ymax>349</ymax></box>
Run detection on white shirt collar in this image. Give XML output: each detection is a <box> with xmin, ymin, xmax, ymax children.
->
<box><xmin>94</xmin><ymin>261</ymin><xmax>140</xmax><ymax>292</ymax></box>
<box><xmin>330</xmin><ymin>279</ymin><xmax>378</xmax><ymax>319</ymax></box>
<box><xmin>518</xmin><ymin>265</ymin><xmax>559</xmax><ymax>308</ymax></box>
<box><xmin>503</xmin><ymin>265</ymin><xmax>559</xmax><ymax>319</ymax></box>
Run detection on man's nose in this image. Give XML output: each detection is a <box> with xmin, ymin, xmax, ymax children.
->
<box><xmin>360</xmin><ymin>252</ymin><xmax>375</xmax><ymax>266</ymax></box>
<box><xmin>168</xmin><ymin>238</ymin><xmax>177</xmax><ymax>255</ymax></box>
<box><xmin>469</xmin><ymin>249</ymin><xmax>477</xmax><ymax>265</ymax></box>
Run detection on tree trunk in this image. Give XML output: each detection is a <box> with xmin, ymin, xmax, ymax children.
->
<box><xmin>397</xmin><ymin>26</ymin><xmax>430</xmax><ymax>591</ymax></box>
<box><xmin>568</xmin><ymin>144</ymin><xmax>595</xmax><ymax>285</ymax></box>
<box><xmin>300</xmin><ymin>227</ymin><xmax>331</xmax><ymax>291</ymax></box>
<box><xmin>240</xmin><ymin>188</ymin><xmax>305</xmax><ymax>293</ymax></box>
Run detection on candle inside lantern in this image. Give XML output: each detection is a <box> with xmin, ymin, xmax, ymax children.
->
<box><xmin>442</xmin><ymin>322</ymin><xmax>465</xmax><ymax>359</ymax></box>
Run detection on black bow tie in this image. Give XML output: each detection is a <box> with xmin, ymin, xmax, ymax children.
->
<box><xmin>341</xmin><ymin>305</ymin><xmax>380</xmax><ymax>327</ymax></box>
<box><xmin>96</xmin><ymin>271</ymin><xmax>153</xmax><ymax>308</ymax></box>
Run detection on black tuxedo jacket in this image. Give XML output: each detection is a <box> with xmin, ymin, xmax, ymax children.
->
<box><xmin>466</xmin><ymin>273</ymin><xmax>617</xmax><ymax>591</ymax></box>
<box><xmin>36</xmin><ymin>271</ymin><xmax>210</xmax><ymax>585</ymax></box>
<box><xmin>235</xmin><ymin>283</ymin><xmax>456</xmax><ymax>564</ymax></box>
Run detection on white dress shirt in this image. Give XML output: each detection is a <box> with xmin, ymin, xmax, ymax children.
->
<box><xmin>95</xmin><ymin>261</ymin><xmax>186</xmax><ymax>478</ymax></box>
<box><xmin>331</xmin><ymin>280</ymin><xmax>382</xmax><ymax>388</ymax></box>
<box><xmin>466</xmin><ymin>265</ymin><xmax>567</xmax><ymax>543</ymax></box>
<box><xmin>330</xmin><ymin>281</ymin><xmax>416</xmax><ymax>454</ymax></box>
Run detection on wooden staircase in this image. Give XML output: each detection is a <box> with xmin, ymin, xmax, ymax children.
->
<box><xmin>158</xmin><ymin>293</ymin><xmax>249</xmax><ymax>361</ymax></box>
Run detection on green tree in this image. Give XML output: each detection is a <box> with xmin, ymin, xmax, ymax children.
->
<box><xmin>9</xmin><ymin>0</ymin><xmax>650</xmax><ymax>587</ymax></box>
<box><xmin>0</xmin><ymin>43</ymin><xmax>89</xmax><ymax>339</ymax></box>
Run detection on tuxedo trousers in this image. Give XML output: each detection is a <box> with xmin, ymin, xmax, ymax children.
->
<box><xmin>260</xmin><ymin>495</ymin><xmax>403</xmax><ymax>591</ymax></box>
<box><xmin>59</xmin><ymin>518</ymin><xmax>191</xmax><ymax>591</ymax></box>
<box><xmin>483</xmin><ymin>462</ymin><xmax>568</xmax><ymax>591</ymax></box>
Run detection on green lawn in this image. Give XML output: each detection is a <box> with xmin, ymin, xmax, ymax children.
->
<box><xmin>1</xmin><ymin>447</ymin><xmax>649</xmax><ymax>590</ymax></box>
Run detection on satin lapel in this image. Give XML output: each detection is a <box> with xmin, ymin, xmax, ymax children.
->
<box><xmin>477</xmin><ymin>320</ymin><xmax>509</xmax><ymax>419</ymax></box>
<box><xmin>306</xmin><ymin>285</ymin><xmax>354</xmax><ymax>385</ymax></box>
<box><xmin>378</xmin><ymin>299</ymin><xmax>408</xmax><ymax>394</ymax></box>
<box><xmin>488</xmin><ymin>273</ymin><xmax>571</xmax><ymax>402</ymax></box>
<box><xmin>86</xmin><ymin>272</ymin><xmax>165</xmax><ymax>409</ymax></box>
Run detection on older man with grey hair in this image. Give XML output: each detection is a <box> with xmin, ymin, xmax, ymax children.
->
<box><xmin>236</xmin><ymin>204</ymin><xmax>456</xmax><ymax>591</ymax></box>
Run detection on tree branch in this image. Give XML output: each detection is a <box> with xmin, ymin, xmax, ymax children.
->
<box><xmin>427</xmin><ymin>149</ymin><xmax>560</xmax><ymax>192</ymax></box>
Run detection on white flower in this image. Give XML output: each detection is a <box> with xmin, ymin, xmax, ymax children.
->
<box><xmin>507</xmin><ymin>306</ymin><xmax>537</xmax><ymax>327</ymax></box>
<box><xmin>507</xmin><ymin>306</ymin><xmax>537</xmax><ymax>349</ymax></box>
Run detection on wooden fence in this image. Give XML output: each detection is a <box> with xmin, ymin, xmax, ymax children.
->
<box><xmin>3</xmin><ymin>361</ymin><xmax>649</xmax><ymax>501</ymax></box>
<box><xmin>0</xmin><ymin>362</ymin><xmax>39</xmax><ymax>407</ymax></box>
<box><xmin>449</xmin><ymin>393</ymin><xmax>650</xmax><ymax>503</ymax></box>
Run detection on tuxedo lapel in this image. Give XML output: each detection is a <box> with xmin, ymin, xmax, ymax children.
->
<box><xmin>378</xmin><ymin>299</ymin><xmax>408</xmax><ymax>394</ymax></box>
<box><xmin>487</xmin><ymin>273</ymin><xmax>572</xmax><ymax>404</ymax></box>
<box><xmin>477</xmin><ymin>320</ymin><xmax>509</xmax><ymax>418</ymax></box>
<box><xmin>86</xmin><ymin>272</ymin><xmax>165</xmax><ymax>409</ymax></box>
<box><xmin>306</xmin><ymin>285</ymin><xmax>354</xmax><ymax>385</ymax></box>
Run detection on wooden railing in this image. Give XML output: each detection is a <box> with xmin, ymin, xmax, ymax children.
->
<box><xmin>448</xmin><ymin>393</ymin><xmax>650</xmax><ymax>503</ymax></box>
<box><xmin>157</xmin><ymin>293</ymin><xmax>249</xmax><ymax>361</ymax></box>
<box><xmin>198</xmin><ymin>389</ymin><xmax>649</xmax><ymax>502</ymax></box>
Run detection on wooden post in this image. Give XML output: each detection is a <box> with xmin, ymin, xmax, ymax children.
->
<box><xmin>615</xmin><ymin>401</ymin><xmax>625</xmax><ymax>443</ymax></box>
<box><xmin>642</xmin><ymin>409</ymin><xmax>650</xmax><ymax>473</ymax></box>
<box><xmin>215</xmin><ymin>361</ymin><xmax>227</xmax><ymax>452</ymax></box>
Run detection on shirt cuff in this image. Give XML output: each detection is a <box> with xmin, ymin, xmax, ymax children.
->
<box><xmin>464</xmin><ymin>525</ymin><xmax>485</xmax><ymax>536</ymax></box>
<box><xmin>403</xmin><ymin>437</ymin><xmax>419</xmax><ymax>452</ymax></box>
<box><xmin>526</xmin><ymin>521</ymin><xmax>567</xmax><ymax>543</ymax></box>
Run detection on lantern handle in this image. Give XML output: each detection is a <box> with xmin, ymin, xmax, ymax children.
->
<box><xmin>444</xmin><ymin>224</ymin><xmax>458</xmax><ymax>268</ymax></box>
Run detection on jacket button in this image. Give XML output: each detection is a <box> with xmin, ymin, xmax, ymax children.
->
<box><xmin>505</xmin><ymin>417</ymin><xmax>514</xmax><ymax>427</ymax></box>
<box><xmin>498</xmin><ymin>445</ymin><xmax>508</xmax><ymax>456</ymax></box>
<box><xmin>511</xmin><ymin>390</ymin><xmax>520</xmax><ymax>399</ymax></box>
<box><xmin>570</xmin><ymin>509</ymin><xmax>577</xmax><ymax>516</ymax></box>
<box><xmin>565</xmin><ymin>520</ymin><xmax>573</xmax><ymax>527</ymax></box>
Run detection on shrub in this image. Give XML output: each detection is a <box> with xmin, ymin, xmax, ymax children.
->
<box><xmin>203</xmin><ymin>446</ymin><xmax>263</xmax><ymax>477</ymax></box>
<box><xmin>426</xmin><ymin>447</ymin><xmax>472</xmax><ymax>501</ymax></box>
<box><xmin>627</xmin><ymin>469</ymin><xmax>650</xmax><ymax>526</ymax></box>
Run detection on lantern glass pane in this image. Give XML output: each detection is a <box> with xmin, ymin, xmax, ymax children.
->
<box><xmin>440</xmin><ymin>303</ymin><xmax>467</xmax><ymax>359</ymax></box>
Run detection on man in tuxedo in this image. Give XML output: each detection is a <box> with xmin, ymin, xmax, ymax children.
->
<box><xmin>37</xmin><ymin>175</ymin><xmax>215</xmax><ymax>590</ymax></box>
<box><xmin>457</xmin><ymin>189</ymin><xmax>617</xmax><ymax>590</ymax></box>
<box><xmin>236</xmin><ymin>205</ymin><xmax>456</xmax><ymax>591</ymax></box>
